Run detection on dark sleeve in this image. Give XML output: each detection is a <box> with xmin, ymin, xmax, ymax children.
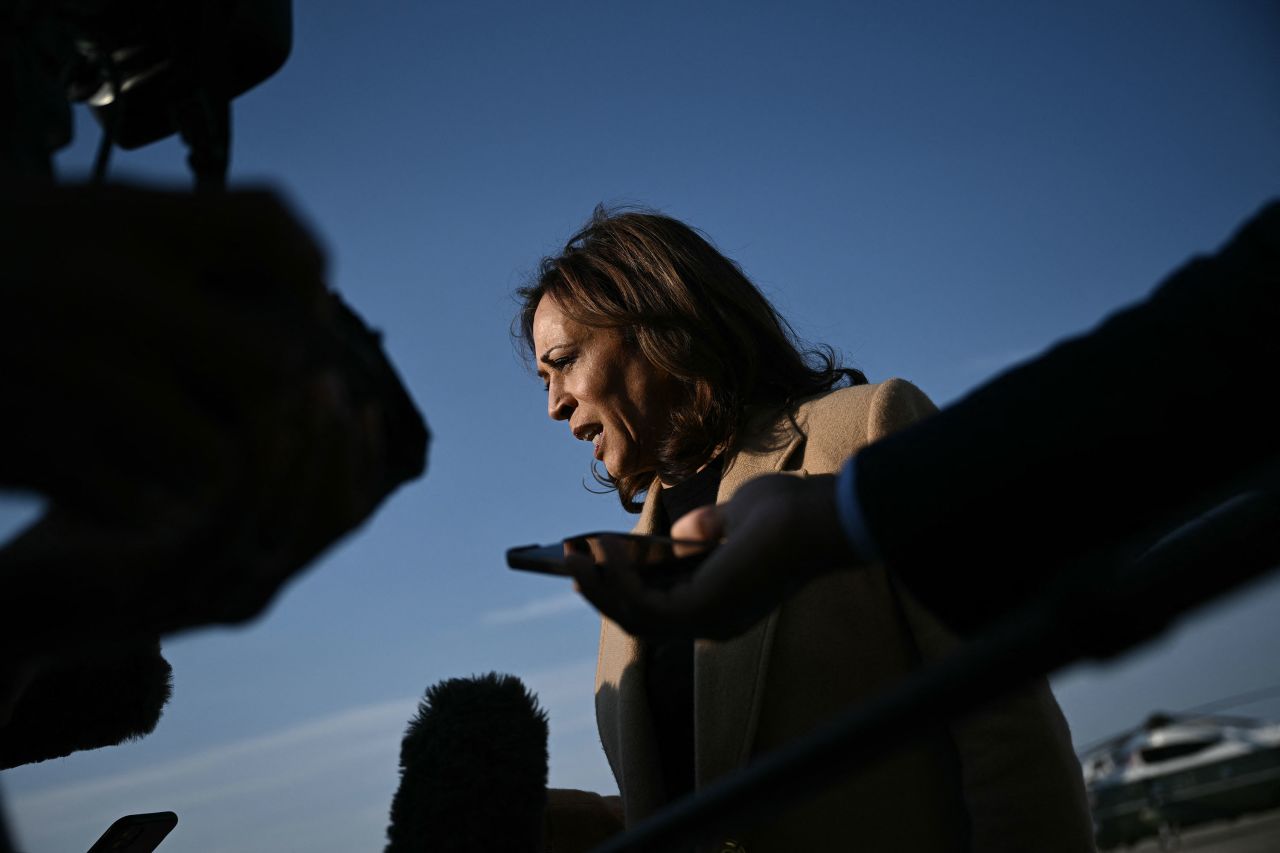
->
<box><xmin>855</xmin><ymin>200</ymin><xmax>1280</xmax><ymax>632</ymax></box>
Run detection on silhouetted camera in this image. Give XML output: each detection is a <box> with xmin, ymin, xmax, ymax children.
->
<box><xmin>4</xmin><ymin>0</ymin><xmax>292</xmax><ymax>184</ymax></box>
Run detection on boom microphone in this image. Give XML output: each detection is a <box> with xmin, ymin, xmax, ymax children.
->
<box><xmin>385</xmin><ymin>673</ymin><xmax>549</xmax><ymax>852</ymax></box>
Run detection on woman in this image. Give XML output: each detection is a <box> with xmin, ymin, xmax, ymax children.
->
<box><xmin>516</xmin><ymin>207</ymin><xmax>1095</xmax><ymax>852</ymax></box>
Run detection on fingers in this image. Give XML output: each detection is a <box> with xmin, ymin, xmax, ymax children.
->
<box><xmin>671</xmin><ymin>505</ymin><xmax>723</xmax><ymax>545</ymax></box>
<box><xmin>568</xmin><ymin>541</ymin><xmax>689</xmax><ymax>639</ymax></box>
<box><xmin>568</xmin><ymin>538</ymin><xmax>746</xmax><ymax>640</ymax></box>
<box><xmin>569</xmin><ymin>551</ymin><xmax>639</xmax><ymax>631</ymax></box>
<box><xmin>566</xmin><ymin>475</ymin><xmax>855</xmax><ymax>641</ymax></box>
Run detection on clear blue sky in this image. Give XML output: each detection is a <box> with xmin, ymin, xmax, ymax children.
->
<box><xmin>3</xmin><ymin>2</ymin><xmax>1279</xmax><ymax>850</ymax></box>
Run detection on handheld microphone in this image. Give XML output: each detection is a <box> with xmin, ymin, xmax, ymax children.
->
<box><xmin>385</xmin><ymin>673</ymin><xmax>549</xmax><ymax>852</ymax></box>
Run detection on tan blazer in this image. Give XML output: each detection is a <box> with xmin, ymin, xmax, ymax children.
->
<box><xmin>548</xmin><ymin>380</ymin><xmax>1096</xmax><ymax>853</ymax></box>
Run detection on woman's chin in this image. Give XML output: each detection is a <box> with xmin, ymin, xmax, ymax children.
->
<box><xmin>601</xmin><ymin>455</ymin><xmax>631</xmax><ymax>480</ymax></box>
<box><xmin>603</xmin><ymin>460</ymin><xmax>654</xmax><ymax>483</ymax></box>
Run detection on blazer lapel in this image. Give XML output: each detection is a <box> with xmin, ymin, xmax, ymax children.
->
<box><xmin>597</xmin><ymin>407</ymin><xmax>808</xmax><ymax>808</ymax></box>
<box><xmin>595</xmin><ymin>482</ymin><xmax>666</xmax><ymax>818</ymax></box>
<box><xmin>695</xmin><ymin>417</ymin><xmax>807</xmax><ymax>787</ymax></box>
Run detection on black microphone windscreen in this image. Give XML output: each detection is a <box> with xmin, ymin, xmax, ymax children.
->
<box><xmin>385</xmin><ymin>672</ymin><xmax>549</xmax><ymax>853</ymax></box>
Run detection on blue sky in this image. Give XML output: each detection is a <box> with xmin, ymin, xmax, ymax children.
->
<box><xmin>3</xmin><ymin>2</ymin><xmax>1279</xmax><ymax>850</ymax></box>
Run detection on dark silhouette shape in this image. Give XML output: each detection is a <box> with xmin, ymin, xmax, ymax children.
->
<box><xmin>0</xmin><ymin>640</ymin><xmax>171</xmax><ymax>770</ymax></box>
<box><xmin>857</xmin><ymin>199</ymin><xmax>1280</xmax><ymax>633</ymax></box>
<box><xmin>0</xmin><ymin>184</ymin><xmax>428</xmax><ymax>661</ymax></box>
<box><xmin>0</xmin><ymin>8</ymin><xmax>428</xmax><ymax>853</ymax></box>
<box><xmin>85</xmin><ymin>811</ymin><xmax>177</xmax><ymax>853</ymax></box>
<box><xmin>386</xmin><ymin>674</ymin><xmax>548</xmax><ymax>853</ymax></box>
<box><xmin>3</xmin><ymin>0</ymin><xmax>292</xmax><ymax>186</ymax></box>
<box><xmin>1</xmin><ymin>0</ymin><xmax>428</xmax><ymax>777</ymax></box>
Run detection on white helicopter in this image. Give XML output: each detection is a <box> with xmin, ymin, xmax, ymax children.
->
<box><xmin>1080</xmin><ymin>700</ymin><xmax>1280</xmax><ymax>850</ymax></box>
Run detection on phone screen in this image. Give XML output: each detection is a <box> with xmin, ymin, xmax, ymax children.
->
<box><xmin>507</xmin><ymin>532</ymin><xmax>715</xmax><ymax>580</ymax></box>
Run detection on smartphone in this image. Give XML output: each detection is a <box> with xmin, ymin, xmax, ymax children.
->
<box><xmin>86</xmin><ymin>812</ymin><xmax>177</xmax><ymax>853</ymax></box>
<box><xmin>507</xmin><ymin>532</ymin><xmax>716</xmax><ymax>583</ymax></box>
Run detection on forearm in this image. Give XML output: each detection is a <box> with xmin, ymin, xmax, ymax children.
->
<box><xmin>855</xmin><ymin>201</ymin><xmax>1280</xmax><ymax>631</ymax></box>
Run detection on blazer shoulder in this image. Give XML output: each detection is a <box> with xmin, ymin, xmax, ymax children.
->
<box><xmin>795</xmin><ymin>379</ymin><xmax>937</xmax><ymax>472</ymax></box>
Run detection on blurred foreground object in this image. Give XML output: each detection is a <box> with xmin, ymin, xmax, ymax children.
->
<box><xmin>0</xmin><ymin>182</ymin><xmax>429</xmax><ymax>651</ymax></box>
<box><xmin>0</xmin><ymin>184</ymin><xmax>428</xmax><ymax>743</ymax></box>
<box><xmin>1</xmin><ymin>0</ymin><xmax>427</xmax><ymax>777</ymax></box>
<box><xmin>386</xmin><ymin>674</ymin><xmax>548</xmax><ymax>853</ymax></box>
<box><xmin>0</xmin><ymin>0</ymin><xmax>428</xmax><ymax>798</ymax></box>
<box><xmin>0</xmin><ymin>640</ymin><xmax>171</xmax><ymax>770</ymax></box>
<box><xmin>2</xmin><ymin>0</ymin><xmax>292</xmax><ymax>187</ymax></box>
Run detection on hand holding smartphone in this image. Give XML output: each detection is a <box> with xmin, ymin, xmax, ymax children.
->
<box><xmin>507</xmin><ymin>532</ymin><xmax>716</xmax><ymax>587</ymax></box>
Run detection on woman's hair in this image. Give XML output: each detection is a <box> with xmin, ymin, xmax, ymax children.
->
<box><xmin>515</xmin><ymin>205</ymin><xmax>867</xmax><ymax>512</ymax></box>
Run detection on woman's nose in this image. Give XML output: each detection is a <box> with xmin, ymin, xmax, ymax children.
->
<box><xmin>548</xmin><ymin>384</ymin><xmax>575</xmax><ymax>421</ymax></box>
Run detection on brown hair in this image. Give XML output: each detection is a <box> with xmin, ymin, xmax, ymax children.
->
<box><xmin>515</xmin><ymin>206</ymin><xmax>866</xmax><ymax>512</ymax></box>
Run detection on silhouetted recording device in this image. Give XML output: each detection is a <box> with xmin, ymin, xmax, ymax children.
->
<box><xmin>5</xmin><ymin>0</ymin><xmax>292</xmax><ymax>186</ymax></box>
<box><xmin>386</xmin><ymin>674</ymin><xmax>547</xmax><ymax>853</ymax></box>
<box><xmin>85</xmin><ymin>811</ymin><xmax>177</xmax><ymax>853</ymax></box>
<box><xmin>1</xmin><ymin>0</ymin><xmax>430</xmax><ymax>606</ymax></box>
<box><xmin>507</xmin><ymin>532</ymin><xmax>717</xmax><ymax>585</ymax></box>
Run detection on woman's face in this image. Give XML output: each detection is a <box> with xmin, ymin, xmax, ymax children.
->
<box><xmin>532</xmin><ymin>294</ymin><xmax>679</xmax><ymax>479</ymax></box>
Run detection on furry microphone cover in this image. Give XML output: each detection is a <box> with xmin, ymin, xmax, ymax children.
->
<box><xmin>385</xmin><ymin>672</ymin><xmax>549</xmax><ymax>853</ymax></box>
<box><xmin>0</xmin><ymin>640</ymin><xmax>172</xmax><ymax>770</ymax></box>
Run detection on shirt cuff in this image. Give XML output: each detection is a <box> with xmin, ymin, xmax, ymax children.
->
<box><xmin>835</xmin><ymin>456</ymin><xmax>881</xmax><ymax>563</ymax></box>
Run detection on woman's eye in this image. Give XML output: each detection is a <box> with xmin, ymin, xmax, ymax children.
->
<box><xmin>541</xmin><ymin>355</ymin><xmax>576</xmax><ymax>391</ymax></box>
